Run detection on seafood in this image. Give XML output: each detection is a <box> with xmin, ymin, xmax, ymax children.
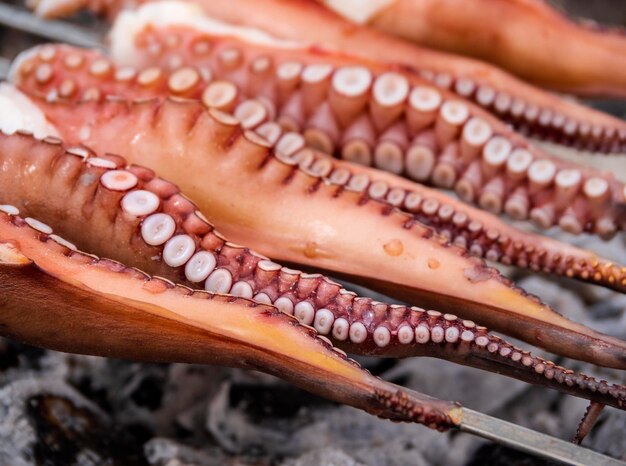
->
<box><xmin>319</xmin><ymin>0</ymin><xmax>626</xmax><ymax>97</ymax></box>
<box><xmin>8</xmin><ymin>42</ymin><xmax>626</xmax><ymax>290</ymax></box>
<box><xmin>27</xmin><ymin>0</ymin><xmax>626</xmax><ymax>153</ymax></box>
<box><xmin>1</xmin><ymin>129</ymin><xmax>625</xmax><ymax>421</ymax></box>
<box><xmin>1</xmin><ymin>0</ymin><xmax>625</xmax><ymax>459</ymax></box>
<box><xmin>2</xmin><ymin>81</ymin><xmax>626</xmax><ymax>371</ymax></box>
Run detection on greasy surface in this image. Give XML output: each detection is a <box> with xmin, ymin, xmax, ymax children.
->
<box><xmin>18</xmin><ymin>96</ymin><xmax>626</xmax><ymax>369</ymax></box>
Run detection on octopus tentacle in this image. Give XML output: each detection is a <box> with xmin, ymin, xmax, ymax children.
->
<box><xmin>291</xmin><ymin>150</ymin><xmax>626</xmax><ymax>294</ymax></box>
<box><xmin>0</xmin><ymin>204</ymin><xmax>459</xmax><ymax>429</ymax></box>
<box><xmin>11</xmin><ymin>41</ymin><xmax>626</xmax><ymax>239</ymax></box>
<box><xmin>130</xmin><ymin>1</ymin><xmax>626</xmax><ymax>156</ymax></box>
<box><xmin>30</xmin><ymin>0</ymin><xmax>626</xmax><ymax>154</ymax></box>
<box><xmin>106</xmin><ymin>12</ymin><xmax>625</xmax><ymax>232</ymax></box>
<box><xmin>11</xmin><ymin>52</ymin><xmax>626</xmax><ymax>295</ymax></box>
<box><xmin>189</xmin><ymin>0</ymin><xmax>626</xmax><ymax>154</ymax></box>
<box><xmin>3</xmin><ymin>87</ymin><xmax>626</xmax><ymax>369</ymax></box>
<box><xmin>9</xmin><ymin>46</ymin><xmax>626</xmax><ymax>291</ymax></box>
<box><xmin>21</xmin><ymin>0</ymin><xmax>626</xmax><ymax>154</ymax></box>
<box><xmin>1</xmin><ymin>130</ymin><xmax>625</xmax><ymax>411</ymax></box>
<box><xmin>11</xmin><ymin>48</ymin><xmax>626</xmax><ymax>293</ymax></box>
<box><xmin>574</xmin><ymin>402</ymin><xmax>605</xmax><ymax>444</ymax></box>
<box><xmin>320</xmin><ymin>0</ymin><xmax>626</xmax><ymax>98</ymax></box>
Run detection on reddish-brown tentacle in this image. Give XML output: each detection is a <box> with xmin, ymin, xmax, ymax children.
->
<box><xmin>1</xmin><ymin>130</ymin><xmax>625</xmax><ymax>410</ymax></box>
<box><xmin>25</xmin><ymin>0</ymin><xmax>626</xmax><ymax>154</ymax></box>
<box><xmin>0</xmin><ymin>205</ymin><xmax>460</xmax><ymax>429</ymax></box>
<box><xmin>9</xmin><ymin>46</ymin><xmax>626</xmax><ymax>292</ymax></box>
<box><xmin>574</xmin><ymin>402</ymin><xmax>605</xmax><ymax>444</ymax></box>
<box><xmin>191</xmin><ymin>0</ymin><xmax>626</xmax><ymax>153</ymax></box>
<box><xmin>11</xmin><ymin>42</ymin><xmax>626</xmax><ymax>240</ymax></box>
<box><xmin>3</xmin><ymin>88</ymin><xmax>626</xmax><ymax>369</ymax></box>
<box><xmin>324</xmin><ymin>0</ymin><xmax>626</xmax><ymax>98</ymax></box>
<box><xmin>292</xmin><ymin>151</ymin><xmax>626</xmax><ymax>293</ymax></box>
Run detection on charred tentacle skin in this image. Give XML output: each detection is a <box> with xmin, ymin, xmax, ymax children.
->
<box><xmin>0</xmin><ymin>131</ymin><xmax>625</xmax><ymax>410</ymax></box>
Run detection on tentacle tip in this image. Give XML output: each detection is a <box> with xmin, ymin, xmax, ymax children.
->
<box><xmin>573</xmin><ymin>401</ymin><xmax>606</xmax><ymax>445</ymax></box>
<box><xmin>373</xmin><ymin>388</ymin><xmax>459</xmax><ymax>430</ymax></box>
<box><xmin>572</xmin><ymin>435</ymin><xmax>583</xmax><ymax>446</ymax></box>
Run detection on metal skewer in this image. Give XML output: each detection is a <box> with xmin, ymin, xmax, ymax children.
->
<box><xmin>0</xmin><ymin>2</ymin><xmax>101</xmax><ymax>48</ymax></box>
<box><xmin>0</xmin><ymin>56</ymin><xmax>9</xmax><ymax>78</ymax></box>
<box><xmin>459</xmin><ymin>408</ymin><xmax>625</xmax><ymax>466</ymax></box>
<box><xmin>0</xmin><ymin>3</ymin><xmax>624</xmax><ymax>464</ymax></box>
